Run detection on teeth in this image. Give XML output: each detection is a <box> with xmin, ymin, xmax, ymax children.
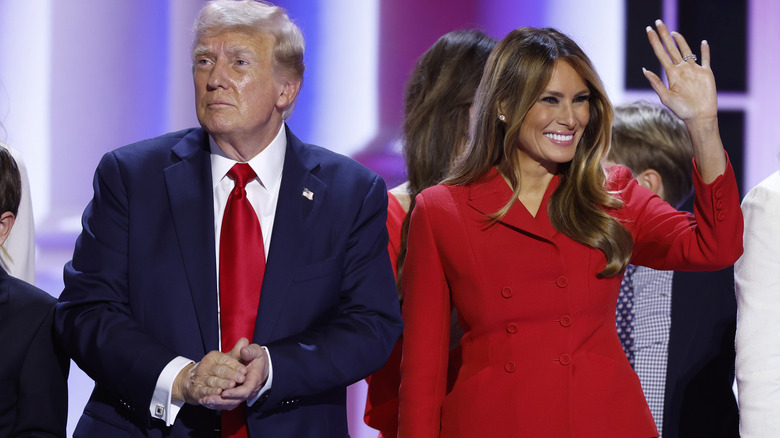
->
<box><xmin>545</xmin><ymin>133</ymin><xmax>574</xmax><ymax>142</ymax></box>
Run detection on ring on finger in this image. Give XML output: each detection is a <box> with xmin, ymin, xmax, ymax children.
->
<box><xmin>682</xmin><ymin>54</ymin><xmax>697</xmax><ymax>62</ymax></box>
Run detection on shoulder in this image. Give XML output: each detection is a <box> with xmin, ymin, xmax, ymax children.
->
<box><xmin>2</xmin><ymin>274</ymin><xmax>56</xmax><ymax>314</ymax></box>
<box><xmin>744</xmin><ymin>170</ymin><xmax>780</xmax><ymax>205</ymax></box>
<box><xmin>415</xmin><ymin>184</ymin><xmax>463</xmax><ymax>215</ymax></box>
<box><xmin>603</xmin><ymin>164</ymin><xmax>635</xmax><ymax>192</ymax></box>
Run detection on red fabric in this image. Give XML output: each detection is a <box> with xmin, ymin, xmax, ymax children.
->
<box><xmin>219</xmin><ymin>163</ymin><xmax>264</xmax><ymax>438</ymax></box>
<box><xmin>364</xmin><ymin>192</ymin><xmax>463</xmax><ymax>437</ymax></box>
<box><xmin>399</xmin><ymin>161</ymin><xmax>743</xmax><ymax>437</ymax></box>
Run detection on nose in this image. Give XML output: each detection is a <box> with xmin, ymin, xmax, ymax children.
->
<box><xmin>207</xmin><ymin>58</ymin><xmax>229</xmax><ymax>90</ymax></box>
<box><xmin>558</xmin><ymin>102</ymin><xmax>577</xmax><ymax>129</ymax></box>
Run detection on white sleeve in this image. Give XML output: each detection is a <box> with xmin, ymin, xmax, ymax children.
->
<box><xmin>149</xmin><ymin>356</ymin><xmax>193</xmax><ymax>426</ymax></box>
<box><xmin>735</xmin><ymin>171</ymin><xmax>780</xmax><ymax>437</ymax></box>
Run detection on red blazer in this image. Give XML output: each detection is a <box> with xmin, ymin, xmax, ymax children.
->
<box><xmin>398</xmin><ymin>161</ymin><xmax>742</xmax><ymax>437</ymax></box>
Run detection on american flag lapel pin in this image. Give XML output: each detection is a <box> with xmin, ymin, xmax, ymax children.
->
<box><xmin>302</xmin><ymin>187</ymin><xmax>314</xmax><ymax>201</ymax></box>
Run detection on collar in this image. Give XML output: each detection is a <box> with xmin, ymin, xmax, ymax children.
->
<box><xmin>209</xmin><ymin>123</ymin><xmax>287</xmax><ymax>193</ymax></box>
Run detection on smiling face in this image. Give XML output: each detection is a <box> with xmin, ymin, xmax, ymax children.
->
<box><xmin>516</xmin><ymin>60</ymin><xmax>590</xmax><ymax>174</ymax></box>
<box><xmin>193</xmin><ymin>29</ymin><xmax>296</xmax><ymax>157</ymax></box>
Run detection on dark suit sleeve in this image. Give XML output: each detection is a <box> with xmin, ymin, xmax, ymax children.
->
<box><xmin>261</xmin><ymin>174</ymin><xmax>403</xmax><ymax>408</ymax></box>
<box><xmin>54</xmin><ymin>152</ymin><xmax>177</xmax><ymax>419</ymax></box>
<box><xmin>15</xmin><ymin>304</ymin><xmax>70</xmax><ymax>437</ymax></box>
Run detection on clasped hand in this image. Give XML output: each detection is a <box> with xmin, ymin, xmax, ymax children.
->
<box><xmin>173</xmin><ymin>337</ymin><xmax>269</xmax><ymax>410</ymax></box>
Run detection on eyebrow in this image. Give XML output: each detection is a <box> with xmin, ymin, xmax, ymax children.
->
<box><xmin>192</xmin><ymin>45</ymin><xmax>256</xmax><ymax>60</ymax></box>
<box><xmin>542</xmin><ymin>89</ymin><xmax>591</xmax><ymax>98</ymax></box>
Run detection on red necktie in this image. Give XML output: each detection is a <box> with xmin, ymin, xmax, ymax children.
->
<box><xmin>219</xmin><ymin>163</ymin><xmax>265</xmax><ymax>438</ymax></box>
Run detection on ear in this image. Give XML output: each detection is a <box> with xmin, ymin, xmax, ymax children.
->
<box><xmin>635</xmin><ymin>168</ymin><xmax>666</xmax><ymax>201</ymax></box>
<box><xmin>276</xmin><ymin>79</ymin><xmax>302</xmax><ymax>109</ymax></box>
<box><xmin>0</xmin><ymin>212</ymin><xmax>16</xmax><ymax>247</ymax></box>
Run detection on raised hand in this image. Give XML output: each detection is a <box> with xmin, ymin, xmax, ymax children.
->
<box><xmin>644</xmin><ymin>19</ymin><xmax>726</xmax><ymax>183</ymax></box>
<box><xmin>643</xmin><ymin>19</ymin><xmax>717</xmax><ymax>122</ymax></box>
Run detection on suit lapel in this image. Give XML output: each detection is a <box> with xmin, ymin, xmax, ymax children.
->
<box><xmin>163</xmin><ymin>129</ymin><xmax>219</xmax><ymax>352</ymax></box>
<box><xmin>467</xmin><ymin>168</ymin><xmax>559</xmax><ymax>242</ymax></box>
<box><xmin>254</xmin><ymin>128</ymin><xmax>326</xmax><ymax>342</ymax></box>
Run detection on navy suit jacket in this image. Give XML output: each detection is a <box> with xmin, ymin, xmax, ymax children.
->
<box><xmin>55</xmin><ymin>126</ymin><xmax>403</xmax><ymax>437</ymax></box>
<box><xmin>0</xmin><ymin>267</ymin><xmax>69</xmax><ymax>437</ymax></box>
<box><xmin>663</xmin><ymin>266</ymin><xmax>739</xmax><ymax>438</ymax></box>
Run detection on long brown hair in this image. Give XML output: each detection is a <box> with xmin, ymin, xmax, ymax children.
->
<box><xmin>445</xmin><ymin>27</ymin><xmax>632</xmax><ymax>277</ymax></box>
<box><xmin>397</xmin><ymin>30</ymin><xmax>497</xmax><ymax>293</ymax></box>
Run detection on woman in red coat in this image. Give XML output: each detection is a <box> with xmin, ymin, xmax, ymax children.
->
<box><xmin>398</xmin><ymin>22</ymin><xmax>743</xmax><ymax>437</ymax></box>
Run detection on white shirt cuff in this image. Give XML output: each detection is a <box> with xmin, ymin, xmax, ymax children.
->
<box><xmin>150</xmin><ymin>356</ymin><xmax>193</xmax><ymax>426</ymax></box>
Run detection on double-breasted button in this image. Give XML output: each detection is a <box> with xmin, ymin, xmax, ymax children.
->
<box><xmin>556</xmin><ymin>276</ymin><xmax>568</xmax><ymax>288</ymax></box>
<box><xmin>501</xmin><ymin>287</ymin><xmax>513</xmax><ymax>298</ymax></box>
<box><xmin>559</xmin><ymin>315</ymin><xmax>572</xmax><ymax>327</ymax></box>
<box><xmin>506</xmin><ymin>323</ymin><xmax>519</xmax><ymax>334</ymax></box>
<box><xmin>559</xmin><ymin>354</ymin><xmax>572</xmax><ymax>366</ymax></box>
<box><xmin>504</xmin><ymin>361</ymin><xmax>516</xmax><ymax>373</ymax></box>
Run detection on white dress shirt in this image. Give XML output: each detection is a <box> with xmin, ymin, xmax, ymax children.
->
<box><xmin>735</xmin><ymin>169</ymin><xmax>780</xmax><ymax>437</ymax></box>
<box><xmin>150</xmin><ymin>124</ymin><xmax>286</xmax><ymax>425</ymax></box>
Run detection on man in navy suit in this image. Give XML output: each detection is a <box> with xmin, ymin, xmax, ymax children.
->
<box><xmin>55</xmin><ymin>1</ymin><xmax>402</xmax><ymax>436</ymax></box>
<box><xmin>608</xmin><ymin>101</ymin><xmax>738</xmax><ymax>438</ymax></box>
<box><xmin>0</xmin><ymin>146</ymin><xmax>69</xmax><ymax>437</ymax></box>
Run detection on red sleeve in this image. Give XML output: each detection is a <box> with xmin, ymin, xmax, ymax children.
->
<box><xmin>399</xmin><ymin>190</ymin><xmax>453</xmax><ymax>437</ymax></box>
<box><xmin>609</xmin><ymin>154</ymin><xmax>743</xmax><ymax>270</ymax></box>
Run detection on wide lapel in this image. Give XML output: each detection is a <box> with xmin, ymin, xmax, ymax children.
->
<box><xmin>163</xmin><ymin>129</ymin><xmax>219</xmax><ymax>353</ymax></box>
<box><xmin>466</xmin><ymin>168</ymin><xmax>559</xmax><ymax>242</ymax></box>
<box><xmin>254</xmin><ymin>127</ymin><xmax>326</xmax><ymax>342</ymax></box>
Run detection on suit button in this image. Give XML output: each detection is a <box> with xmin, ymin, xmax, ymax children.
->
<box><xmin>501</xmin><ymin>287</ymin><xmax>513</xmax><ymax>298</ymax></box>
<box><xmin>559</xmin><ymin>354</ymin><xmax>572</xmax><ymax>365</ymax></box>
<box><xmin>716</xmin><ymin>199</ymin><xmax>724</xmax><ymax>209</ymax></box>
<box><xmin>559</xmin><ymin>315</ymin><xmax>572</xmax><ymax>327</ymax></box>
<box><xmin>717</xmin><ymin>211</ymin><xmax>726</xmax><ymax>221</ymax></box>
<box><xmin>504</xmin><ymin>361</ymin><xmax>516</xmax><ymax>373</ymax></box>
<box><xmin>556</xmin><ymin>276</ymin><xmax>568</xmax><ymax>288</ymax></box>
<box><xmin>715</xmin><ymin>188</ymin><xmax>724</xmax><ymax>199</ymax></box>
<box><xmin>507</xmin><ymin>323</ymin><xmax>518</xmax><ymax>334</ymax></box>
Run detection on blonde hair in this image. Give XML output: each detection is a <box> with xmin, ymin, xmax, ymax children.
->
<box><xmin>446</xmin><ymin>27</ymin><xmax>632</xmax><ymax>277</ymax></box>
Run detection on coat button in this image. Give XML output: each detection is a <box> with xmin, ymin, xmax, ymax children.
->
<box><xmin>501</xmin><ymin>287</ymin><xmax>513</xmax><ymax>298</ymax></box>
<box><xmin>717</xmin><ymin>211</ymin><xmax>726</xmax><ymax>221</ymax></box>
<box><xmin>504</xmin><ymin>361</ymin><xmax>516</xmax><ymax>373</ymax></box>
<box><xmin>559</xmin><ymin>354</ymin><xmax>572</xmax><ymax>365</ymax></box>
<box><xmin>559</xmin><ymin>315</ymin><xmax>572</xmax><ymax>327</ymax></box>
<box><xmin>507</xmin><ymin>323</ymin><xmax>519</xmax><ymax>334</ymax></box>
<box><xmin>714</xmin><ymin>188</ymin><xmax>724</xmax><ymax>199</ymax></box>
<box><xmin>556</xmin><ymin>276</ymin><xmax>568</xmax><ymax>288</ymax></box>
<box><xmin>716</xmin><ymin>199</ymin><xmax>724</xmax><ymax>209</ymax></box>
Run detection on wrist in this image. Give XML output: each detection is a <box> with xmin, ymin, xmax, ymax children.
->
<box><xmin>172</xmin><ymin>362</ymin><xmax>196</xmax><ymax>404</ymax></box>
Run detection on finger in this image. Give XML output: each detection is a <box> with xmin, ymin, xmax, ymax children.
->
<box><xmin>200</xmin><ymin>395</ymin><xmax>242</xmax><ymax>411</ymax></box>
<box><xmin>654</xmin><ymin>19</ymin><xmax>683</xmax><ymax>62</ymax></box>
<box><xmin>670</xmin><ymin>31</ymin><xmax>695</xmax><ymax>62</ymax></box>
<box><xmin>227</xmin><ymin>337</ymin><xmax>250</xmax><ymax>359</ymax></box>
<box><xmin>646</xmin><ymin>26</ymin><xmax>673</xmax><ymax>72</ymax></box>
<box><xmin>642</xmin><ymin>68</ymin><xmax>669</xmax><ymax>101</ymax></box>
<box><xmin>700</xmin><ymin>40</ymin><xmax>711</xmax><ymax>69</ymax></box>
<box><xmin>240</xmin><ymin>343</ymin><xmax>266</xmax><ymax>362</ymax></box>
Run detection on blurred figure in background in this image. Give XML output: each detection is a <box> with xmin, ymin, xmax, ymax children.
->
<box><xmin>608</xmin><ymin>101</ymin><xmax>738</xmax><ymax>438</ymax></box>
<box><xmin>363</xmin><ymin>29</ymin><xmax>496</xmax><ymax>438</ymax></box>
<box><xmin>0</xmin><ymin>145</ymin><xmax>68</xmax><ymax>437</ymax></box>
<box><xmin>0</xmin><ymin>137</ymin><xmax>35</xmax><ymax>284</ymax></box>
